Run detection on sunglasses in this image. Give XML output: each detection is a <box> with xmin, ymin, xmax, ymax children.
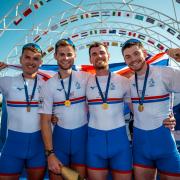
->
<box><xmin>22</xmin><ymin>43</ymin><xmax>42</xmax><ymax>54</ymax></box>
<box><xmin>57</xmin><ymin>38</ymin><xmax>75</xmax><ymax>49</ymax></box>
<box><xmin>122</xmin><ymin>39</ymin><xmax>142</xmax><ymax>49</ymax></box>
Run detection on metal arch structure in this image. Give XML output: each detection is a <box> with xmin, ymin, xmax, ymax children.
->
<box><xmin>1</xmin><ymin>0</ymin><xmax>180</xmax><ymax>74</ymax></box>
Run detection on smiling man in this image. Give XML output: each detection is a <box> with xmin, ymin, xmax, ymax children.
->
<box><xmin>122</xmin><ymin>39</ymin><xmax>180</xmax><ymax>180</ymax></box>
<box><xmin>39</xmin><ymin>39</ymin><xmax>90</xmax><ymax>180</ymax></box>
<box><xmin>0</xmin><ymin>43</ymin><xmax>46</xmax><ymax>180</ymax></box>
<box><xmin>86</xmin><ymin>42</ymin><xmax>132</xmax><ymax>180</ymax></box>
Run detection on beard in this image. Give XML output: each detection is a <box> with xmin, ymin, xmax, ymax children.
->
<box><xmin>129</xmin><ymin>60</ymin><xmax>146</xmax><ymax>72</ymax></box>
<box><xmin>58</xmin><ymin>62</ymin><xmax>73</xmax><ymax>70</ymax></box>
<box><xmin>94</xmin><ymin>58</ymin><xmax>108</xmax><ymax>70</ymax></box>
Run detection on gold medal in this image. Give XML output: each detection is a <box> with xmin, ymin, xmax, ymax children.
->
<box><xmin>27</xmin><ymin>106</ymin><xmax>31</xmax><ymax>112</ymax></box>
<box><xmin>138</xmin><ymin>104</ymin><xmax>144</xmax><ymax>112</ymax></box>
<box><xmin>102</xmin><ymin>103</ymin><xmax>109</xmax><ymax>110</ymax></box>
<box><xmin>64</xmin><ymin>100</ymin><xmax>71</xmax><ymax>107</ymax></box>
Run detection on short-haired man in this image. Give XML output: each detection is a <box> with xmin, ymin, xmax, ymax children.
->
<box><xmin>86</xmin><ymin>42</ymin><xmax>133</xmax><ymax>180</ymax></box>
<box><xmin>0</xmin><ymin>43</ymin><xmax>46</xmax><ymax>179</ymax></box>
<box><xmin>39</xmin><ymin>39</ymin><xmax>89</xmax><ymax>179</ymax></box>
<box><xmin>122</xmin><ymin>38</ymin><xmax>180</xmax><ymax>179</ymax></box>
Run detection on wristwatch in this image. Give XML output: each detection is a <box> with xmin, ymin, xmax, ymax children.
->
<box><xmin>45</xmin><ymin>149</ymin><xmax>54</xmax><ymax>157</ymax></box>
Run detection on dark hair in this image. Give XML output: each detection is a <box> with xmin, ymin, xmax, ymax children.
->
<box><xmin>89</xmin><ymin>42</ymin><xmax>108</xmax><ymax>57</ymax></box>
<box><xmin>121</xmin><ymin>39</ymin><xmax>144</xmax><ymax>55</ymax></box>
<box><xmin>55</xmin><ymin>38</ymin><xmax>75</xmax><ymax>54</ymax></box>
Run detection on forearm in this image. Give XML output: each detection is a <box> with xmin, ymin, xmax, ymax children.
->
<box><xmin>40</xmin><ymin>114</ymin><xmax>53</xmax><ymax>150</ymax></box>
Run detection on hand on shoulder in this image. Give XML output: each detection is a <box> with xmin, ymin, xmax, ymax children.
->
<box><xmin>167</xmin><ymin>48</ymin><xmax>180</xmax><ymax>62</ymax></box>
<box><xmin>0</xmin><ymin>62</ymin><xmax>8</xmax><ymax>70</ymax></box>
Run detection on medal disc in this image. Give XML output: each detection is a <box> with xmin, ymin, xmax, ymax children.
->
<box><xmin>65</xmin><ymin>100</ymin><xmax>71</xmax><ymax>107</ymax></box>
<box><xmin>138</xmin><ymin>104</ymin><xmax>144</xmax><ymax>112</ymax></box>
<box><xmin>102</xmin><ymin>103</ymin><xmax>109</xmax><ymax>110</ymax></box>
<box><xmin>27</xmin><ymin>106</ymin><xmax>31</xmax><ymax>112</ymax></box>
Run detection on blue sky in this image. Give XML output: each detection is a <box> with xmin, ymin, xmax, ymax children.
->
<box><xmin>0</xmin><ymin>0</ymin><xmax>179</xmax><ymax>66</ymax></box>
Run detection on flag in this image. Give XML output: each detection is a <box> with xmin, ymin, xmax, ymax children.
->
<box><xmin>100</xmin><ymin>29</ymin><xmax>107</xmax><ymax>34</ymax></box>
<box><xmin>138</xmin><ymin>34</ymin><xmax>146</xmax><ymax>40</ymax></box>
<box><xmin>72</xmin><ymin>34</ymin><xmax>79</xmax><ymax>39</ymax></box>
<box><xmin>124</xmin><ymin>12</ymin><xmax>133</xmax><ymax>18</ymax></box>
<box><xmin>42</xmin><ymin>30</ymin><xmax>48</xmax><ymax>35</ymax></box>
<box><xmin>13</xmin><ymin>15</ymin><xmax>22</xmax><ymax>25</ymax></box>
<box><xmin>119</xmin><ymin>29</ymin><xmax>126</xmax><ymax>35</ymax></box>
<box><xmin>80</xmin><ymin>13</ymin><xmax>90</xmax><ymax>19</ymax></box>
<box><xmin>157</xmin><ymin>22</ymin><xmax>165</xmax><ymax>29</ymax></box>
<box><xmin>60</xmin><ymin>19</ymin><xmax>68</xmax><ymax>26</ymax></box>
<box><xmin>135</xmin><ymin>14</ymin><xmax>144</xmax><ymax>21</ymax></box>
<box><xmin>177</xmin><ymin>34</ymin><xmax>180</xmax><ymax>40</ymax></box>
<box><xmin>86</xmin><ymin>44</ymin><xmax>91</xmax><ymax>48</ymax></box>
<box><xmin>23</xmin><ymin>8</ymin><xmax>32</xmax><ymax>17</ymax></box>
<box><xmin>42</xmin><ymin>52</ymin><xmax>47</xmax><ymax>57</ymax></box>
<box><xmin>101</xmin><ymin>11</ymin><xmax>111</xmax><ymax>16</ymax></box>
<box><xmin>50</xmin><ymin>24</ymin><xmax>58</xmax><ymax>31</ymax></box>
<box><xmin>34</xmin><ymin>1</ymin><xmax>43</xmax><ymax>9</ymax></box>
<box><xmin>109</xmin><ymin>29</ymin><xmax>116</xmax><ymax>34</ymax></box>
<box><xmin>128</xmin><ymin>32</ymin><xmax>136</xmax><ymax>37</ymax></box>
<box><xmin>81</xmin><ymin>31</ymin><xmax>88</xmax><ymax>37</ymax></box>
<box><xmin>70</xmin><ymin>15</ymin><xmax>78</xmax><ymax>22</ymax></box>
<box><xmin>146</xmin><ymin>17</ymin><xmax>155</xmax><ymax>24</ymax></box>
<box><xmin>167</xmin><ymin>28</ymin><xmax>176</xmax><ymax>35</ymax></box>
<box><xmin>39</xmin><ymin>0</ymin><xmax>44</xmax><ymax>5</ymax></box>
<box><xmin>103</xmin><ymin>42</ymin><xmax>109</xmax><ymax>46</ymax></box>
<box><xmin>157</xmin><ymin>43</ymin><xmax>164</xmax><ymax>50</ymax></box>
<box><xmin>112</xmin><ymin>41</ymin><xmax>118</xmax><ymax>46</ymax></box>
<box><xmin>90</xmin><ymin>30</ymin><xmax>97</xmax><ymax>35</ymax></box>
<box><xmin>33</xmin><ymin>35</ymin><xmax>41</xmax><ymax>42</ymax></box>
<box><xmin>112</xmin><ymin>11</ymin><xmax>121</xmax><ymax>16</ymax></box>
<box><xmin>91</xmin><ymin>12</ymin><xmax>100</xmax><ymax>17</ymax></box>
<box><xmin>147</xmin><ymin>39</ymin><xmax>155</xmax><ymax>45</ymax></box>
<box><xmin>47</xmin><ymin>46</ymin><xmax>54</xmax><ymax>53</ymax></box>
<box><xmin>78</xmin><ymin>45</ymin><xmax>85</xmax><ymax>50</ymax></box>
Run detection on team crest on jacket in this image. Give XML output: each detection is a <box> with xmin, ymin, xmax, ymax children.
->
<box><xmin>75</xmin><ymin>82</ymin><xmax>81</xmax><ymax>89</ymax></box>
<box><xmin>110</xmin><ymin>82</ymin><xmax>115</xmax><ymax>90</ymax></box>
<box><xmin>148</xmin><ymin>78</ymin><xmax>155</xmax><ymax>87</ymax></box>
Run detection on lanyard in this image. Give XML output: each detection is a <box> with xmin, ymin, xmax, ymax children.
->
<box><xmin>58</xmin><ymin>72</ymin><xmax>72</xmax><ymax>107</ymax></box>
<box><xmin>135</xmin><ymin>64</ymin><xmax>149</xmax><ymax>109</ymax></box>
<box><xmin>22</xmin><ymin>74</ymin><xmax>37</xmax><ymax>111</ymax></box>
<box><xmin>95</xmin><ymin>72</ymin><xmax>111</xmax><ymax>109</ymax></box>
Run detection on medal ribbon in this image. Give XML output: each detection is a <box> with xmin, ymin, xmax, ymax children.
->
<box><xmin>135</xmin><ymin>64</ymin><xmax>149</xmax><ymax>106</ymax></box>
<box><xmin>22</xmin><ymin>74</ymin><xmax>37</xmax><ymax>108</ymax></box>
<box><xmin>95</xmin><ymin>72</ymin><xmax>111</xmax><ymax>104</ymax></box>
<box><xmin>58</xmin><ymin>72</ymin><xmax>72</xmax><ymax>101</ymax></box>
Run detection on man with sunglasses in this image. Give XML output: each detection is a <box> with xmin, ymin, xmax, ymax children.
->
<box><xmin>0</xmin><ymin>43</ymin><xmax>46</xmax><ymax>179</ymax></box>
<box><xmin>39</xmin><ymin>38</ymin><xmax>89</xmax><ymax>179</ymax></box>
<box><xmin>122</xmin><ymin>38</ymin><xmax>180</xmax><ymax>179</ymax></box>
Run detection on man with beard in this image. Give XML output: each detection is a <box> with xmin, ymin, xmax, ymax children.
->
<box><xmin>0</xmin><ymin>43</ymin><xmax>46</xmax><ymax>180</ymax></box>
<box><xmin>39</xmin><ymin>38</ymin><xmax>90</xmax><ymax>179</ymax></box>
<box><xmin>122</xmin><ymin>38</ymin><xmax>180</xmax><ymax>179</ymax></box>
<box><xmin>86</xmin><ymin>42</ymin><xmax>133</xmax><ymax>180</ymax></box>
